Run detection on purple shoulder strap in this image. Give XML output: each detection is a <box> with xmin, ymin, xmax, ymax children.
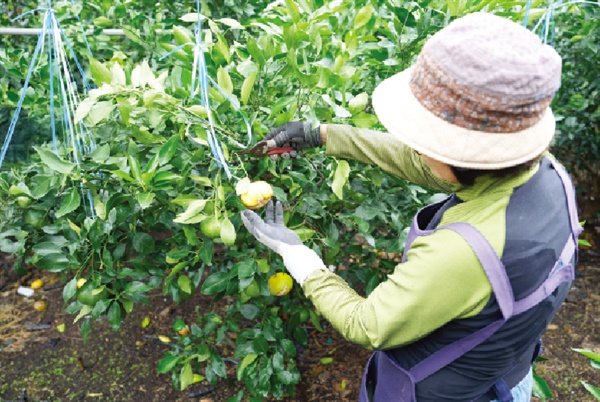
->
<box><xmin>410</xmin><ymin>158</ymin><xmax>582</xmax><ymax>383</ymax></box>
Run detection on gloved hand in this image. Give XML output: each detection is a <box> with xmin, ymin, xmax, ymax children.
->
<box><xmin>241</xmin><ymin>200</ymin><xmax>326</xmax><ymax>285</ymax></box>
<box><xmin>264</xmin><ymin>122</ymin><xmax>321</xmax><ymax>156</ymax></box>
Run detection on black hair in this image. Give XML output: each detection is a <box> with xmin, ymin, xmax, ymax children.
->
<box><xmin>450</xmin><ymin>156</ymin><xmax>543</xmax><ymax>186</ymax></box>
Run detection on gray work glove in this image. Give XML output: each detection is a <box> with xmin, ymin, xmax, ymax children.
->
<box><xmin>264</xmin><ymin>122</ymin><xmax>321</xmax><ymax>152</ymax></box>
<box><xmin>241</xmin><ymin>200</ymin><xmax>326</xmax><ymax>285</ymax></box>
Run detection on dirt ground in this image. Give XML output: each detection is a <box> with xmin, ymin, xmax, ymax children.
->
<box><xmin>1</xmin><ymin>225</ymin><xmax>598</xmax><ymax>402</ymax></box>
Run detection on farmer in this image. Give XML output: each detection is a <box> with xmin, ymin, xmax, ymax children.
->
<box><xmin>241</xmin><ymin>12</ymin><xmax>582</xmax><ymax>402</ymax></box>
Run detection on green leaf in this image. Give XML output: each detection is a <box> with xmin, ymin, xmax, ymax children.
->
<box><xmin>125</xmin><ymin>281</ymin><xmax>152</xmax><ymax>295</ymax></box>
<box><xmin>201</xmin><ymin>272</ymin><xmax>229</xmax><ymax>295</ymax></box>
<box><xmin>240</xmin><ymin>304</ymin><xmax>260</xmax><ymax>320</ymax></box>
<box><xmin>36</xmin><ymin>148</ymin><xmax>76</xmax><ymax>174</ymax></box>
<box><xmin>180</xmin><ymin>363</ymin><xmax>194</xmax><ymax>390</ymax></box>
<box><xmin>354</xmin><ymin>5</ymin><xmax>374</xmax><ymax>29</ymax></box>
<box><xmin>532</xmin><ymin>373</ymin><xmax>554</xmax><ymax>400</ymax></box>
<box><xmin>87</xmin><ymin>101</ymin><xmax>115</xmax><ymax>126</ymax></box>
<box><xmin>128</xmin><ymin>155</ymin><xmax>142</xmax><ymax>184</ymax></box>
<box><xmin>220</xmin><ymin>216</ymin><xmax>236</xmax><ymax>246</ymax></box>
<box><xmin>173</xmin><ymin>199</ymin><xmax>208</xmax><ymax>224</ymax></box>
<box><xmin>158</xmin><ymin>135</ymin><xmax>179</xmax><ymax>166</ymax></box>
<box><xmin>55</xmin><ymin>188</ymin><xmax>81</xmax><ymax>218</ymax></box>
<box><xmin>331</xmin><ymin>160</ymin><xmax>350</xmax><ymax>199</ymax></box>
<box><xmin>89</xmin><ymin>58</ymin><xmax>112</xmax><ymax>86</ymax></box>
<box><xmin>107</xmin><ymin>302</ymin><xmax>122</xmax><ymax>331</ymax></box>
<box><xmin>237</xmin><ymin>354</ymin><xmax>258</xmax><ymax>381</ymax></box>
<box><xmin>74</xmin><ymin>98</ymin><xmax>96</xmax><ymax>123</ymax></box>
<box><xmin>116</xmin><ymin>97</ymin><xmax>133</xmax><ymax>126</ymax></box>
<box><xmin>348</xmin><ymin>92</ymin><xmax>369</xmax><ymax>114</ymax></box>
<box><xmin>73</xmin><ymin>304</ymin><xmax>93</xmax><ymax>324</ymax></box>
<box><xmin>173</xmin><ymin>318</ymin><xmax>186</xmax><ymax>332</ymax></box>
<box><xmin>236</xmin><ymin>260</ymin><xmax>256</xmax><ymax>278</ymax></box>
<box><xmin>132</xmin><ymin>232</ymin><xmax>155</xmax><ymax>254</ymax></box>
<box><xmin>158</xmin><ymin>355</ymin><xmax>181</xmax><ymax>374</ymax></box>
<box><xmin>63</xmin><ymin>278</ymin><xmax>78</xmax><ymax>302</ymax></box>
<box><xmin>285</xmin><ymin>0</ymin><xmax>301</xmax><ymax>23</ymax></box>
<box><xmin>111</xmin><ymin>63</ymin><xmax>126</xmax><ymax>86</ymax></box>
<box><xmin>89</xmin><ymin>144</ymin><xmax>110</xmax><ymax>163</ymax></box>
<box><xmin>320</xmin><ymin>357</ymin><xmax>333</xmax><ymax>365</ymax></box>
<box><xmin>177</xmin><ymin>275</ymin><xmax>192</xmax><ymax>294</ymax></box>
<box><xmin>217</xmin><ymin>18</ymin><xmax>244</xmax><ymax>30</ymax></box>
<box><xmin>241</xmin><ymin>72</ymin><xmax>257</xmax><ymax>105</ymax></box>
<box><xmin>173</xmin><ymin>26</ymin><xmax>192</xmax><ymax>47</ymax></box>
<box><xmin>122</xmin><ymin>26</ymin><xmax>144</xmax><ymax>46</ymax></box>
<box><xmin>293</xmin><ymin>227</ymin><xmax>315</xmax><ymax>241</ymax></box>
<box><xmin>35</xmin><ymin>253</ymin><xmax>70</xmax><ymax>273</ymax></box>
<box><xmin>137</xmin><ymin>193</ymin><xmax>155</xmax><ymax>210</ymax></box>
<box><xmin>91</xmin><ymin>299</ymin><xmax>111</xmax><ymax>319</ymax></box>
<box><xmin>581</xmin><ymin>381</ymin><xmax>600</xmax><ymax>399</ymax></box>
<box><xmin>573</xmin><ymin>348</ymin><xmax>600</xmax><ymax>362</ymax></box>
<box><xmin>217</xmin><ymin>66</ymin><xmax>233</xmax><ymax>97</ymax></box>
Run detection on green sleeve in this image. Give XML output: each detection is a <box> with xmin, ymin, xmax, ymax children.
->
<box><xmin>301</xmin><ymin>228</ymin><xmax>492</xmax><ymax>350</ymax></box>
<box><xmin>325</xmin><ymin>124</ymin><xmax>458</xmax><ymax>193</ymax></box>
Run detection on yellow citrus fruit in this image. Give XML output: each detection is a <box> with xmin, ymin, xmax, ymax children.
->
<box><xmin>200</xmin><ymin>217</ymin><xmax>221</xmax><ymax>238</ymax></box>
<box><xmin>33</xmin><ymin>300</ymin><xmax>48</xmax><ymax>312</ymax></box>
<box><xmin>30</xmin><ymin>279</ymin><xmax>44</xmax><ymax>289</ymax></box>
<box><xmin>237</xmin><ymin>179</ymin><xmax>273</xmax><ymax>210</ymax></box>
<box><xmin>268</xmin><ymin>273</ymin><xmax>293</xmax><ymax>296</ymax></box>
<box><xmin>77</xmin><ymin>278</ymin><xmax>87</xmax><ymax>289</ymax></box>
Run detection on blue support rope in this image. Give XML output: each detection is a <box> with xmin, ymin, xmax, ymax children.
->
<box><xmin>160</xmin><ymin>0</ymin><xmax>253</xmax><ymax>181</ymax></box>
<box><xmin>2</xmin><ymin>3</ymin><xmax>97</xmax><ymax>218</ymax></box>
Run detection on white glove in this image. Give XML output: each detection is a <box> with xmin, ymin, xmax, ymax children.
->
<box><xmin>241</xmin><ymin>201</ymin><xmax>326</xmax><ymax>285</ymax></box>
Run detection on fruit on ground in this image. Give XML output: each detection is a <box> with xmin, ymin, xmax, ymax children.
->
<box><xmin>30</xmin><ymin>279</ymin><xmax>44</xmax><ymax>289</ymax></box>
<box><xmin>236</xmin><ymin>178</ymin><xmax>273</xmax><ymax>210</ymax></box>
<box><xmin>201</xmin><ymin>217</ymin><xmax>221</xmax><ymax>238</ymax></box>
<box><xmin>77</xmin><ymin>282</ymin><xmax>107</xmax><ymax>306</ymax></box>
<box><xmin>177</xmin><ymin>325</ymin><xmax>190</xmax><ymax>336</ymax></box>
<box><xmin>268</xmin><ymin>272</ymin><xmax>293</xmax><ymax>296</ymax></box>
<box><xmin>33</xmin><ymin>300</ymin><xmax>48</xmax><ymax>311</ymax></box>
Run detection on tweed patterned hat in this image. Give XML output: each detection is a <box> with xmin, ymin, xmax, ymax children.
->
<box><xmin>372</xmin><ymin>12</ymin><xmax>562</xmax><ymax>169</ymax></box>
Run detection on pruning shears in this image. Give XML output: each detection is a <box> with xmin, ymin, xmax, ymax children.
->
<box><xmin>237</xmin><ymin>140</ymin><xmax>298</xmax><ymax>160</ymax></box>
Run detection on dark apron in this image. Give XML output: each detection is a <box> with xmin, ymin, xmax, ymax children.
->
<box><xmin>359</xmin><ymin>159</ymin><xmax>582</xmax><ymax>402</ymax></box>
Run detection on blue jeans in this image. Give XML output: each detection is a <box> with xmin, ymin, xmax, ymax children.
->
<box><xmin>490</xmin><ymin>368</ymin><xmax>533</xmax><ymax>402</ymax></box>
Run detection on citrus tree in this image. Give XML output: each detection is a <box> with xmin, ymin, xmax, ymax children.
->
<box><xmin>0</xmin><ymin>0</ymin><xmax>595</xmax><ymax>399</ymax></box>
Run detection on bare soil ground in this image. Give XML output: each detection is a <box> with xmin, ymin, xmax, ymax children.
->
<box><xmin>1</xmin><ymin>224</ymin><xmax>598</xmax><ymax>402</ymax></box>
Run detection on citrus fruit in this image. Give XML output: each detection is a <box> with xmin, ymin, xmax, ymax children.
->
<box><xmin>268</xmin><ymin>273</ymin><xmax>293</xmax><ymax>296</ymax></box>
<box><xmin>201</xmin><ymin>217</ymin><xmax>221</xmax><ymax>238</ymax></box>
<box><xmin>30</xmin><ymin>279</ymin><xmax>44</xmax><ymax>289</ymax></box>
<box><xmin>24</xmin><ymin>209</ymin><xmax>48</xmax><ymax>229</ymax></box>
<box><xmin>236</xmin><ymin>178</ymin><xmax>273</xmax><ymax>210</ymax></box>
<box><xmin>244</xmin><ymin>280</ymin><xmax>261</xmax><ymax>298</ymax></box>
<box><xmin>177</xmin><ymin>325</ymin><xmax>190</xmax><ymax>336</ymax></box>
<box><xmin>77</xmin><ymin>278</ymin><xmax>87</xmax><ymax>288</ymax></box>
<box><xmin>16</xmin><ymin>196</ymin><xmax>32</xmax><ymax>208</ymax></box>
<box><xmin>77</xmin><ymin>282</ymin><xmax>107</xmax><ymax>306</ymax></box>
<box><xmin>33</xmin><ymin>300</ymin><xmax>48</xmax><ymax>312</ymax></box>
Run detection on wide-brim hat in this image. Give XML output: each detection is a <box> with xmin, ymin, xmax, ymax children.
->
<box><xmin>372</xmin><ymin>12</ymin><xmax>562</xmax><ymax>170</ymax></box>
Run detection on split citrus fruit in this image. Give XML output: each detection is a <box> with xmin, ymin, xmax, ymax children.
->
<box><xmin>268</xmin><ymin>272</ymin><xmax>293</xmax><ymax>296</ymax></box>
<box><xmin>236</xmin><ymin>178</ymin><xmax>273</xmax><ymax>210</ymax></box>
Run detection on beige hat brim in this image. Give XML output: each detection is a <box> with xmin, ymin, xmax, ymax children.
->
<box><xmin>372</xmin><ymin>67</ymin><xmax>556</xmax><ymax>170</ymax></box>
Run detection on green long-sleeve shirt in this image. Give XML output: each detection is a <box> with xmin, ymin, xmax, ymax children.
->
<box><xmin>302</xmin><ymin>124</ymin><xmax>540</xmax><ymax>350</ymax></box>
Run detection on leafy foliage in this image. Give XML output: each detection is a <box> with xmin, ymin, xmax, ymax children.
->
<box><xmin>1</xmin><ymin>0</ymin><xmax>598</xmax><ymax>399</ymax></box>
